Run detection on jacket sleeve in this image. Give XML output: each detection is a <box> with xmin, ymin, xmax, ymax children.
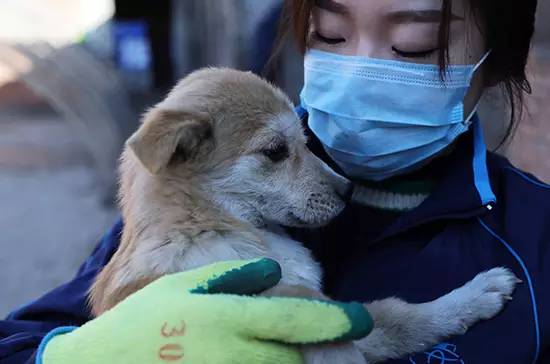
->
<box><xmin>0</xmin><ymin>219</ymin><xmax>122</xmax><ymax>364</ymax></box>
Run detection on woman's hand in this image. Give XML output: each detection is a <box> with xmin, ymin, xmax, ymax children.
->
<box><xmin>38</xmin><ymin>258</ymin><xmax>373</xmax><ymax>364</ymax></box>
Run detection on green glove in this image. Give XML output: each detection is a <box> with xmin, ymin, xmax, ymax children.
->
<box><xmin>38</xmin><ymin>258</ymin><xmax>373</xmax><ymax>364</ymax></box>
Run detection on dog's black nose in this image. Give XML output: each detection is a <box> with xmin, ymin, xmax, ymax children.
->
<box><xmin>336</xmin><ymin>182</ymin><xmax>354</xmax><ymax>202</ymax></box>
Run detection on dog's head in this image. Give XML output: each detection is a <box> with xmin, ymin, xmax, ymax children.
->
<box><xmin>126</xmin><ymin>68</ymin><xmax>351</xmax><ymax>227</ymax></box>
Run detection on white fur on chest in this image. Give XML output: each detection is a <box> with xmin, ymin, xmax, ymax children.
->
<box><xmin>262</xmin><ymin>230</ymin><xmax>322</xmax><ymax>291</ymax></box>
<box><xmin>178</xmin><ymin>228</ymin><xmax>322</xmax><ymax>292</ymax></box>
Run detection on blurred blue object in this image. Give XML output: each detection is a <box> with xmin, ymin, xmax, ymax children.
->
<box><xmin>114</xmin><ymin>20</ymin><xmax>152</xmax><ymax>71</ymax></box>
<box><xmin>113</xmin><ymin>20</ymin><xmax>152</xmax><ymax>90</ymax></box>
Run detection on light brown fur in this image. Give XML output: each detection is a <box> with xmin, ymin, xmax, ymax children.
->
<box><xmin>91</xmin><ymin>69</ymin><xmax>291</xmax><ymax>314</ymax></box>
<box><xmin>90</xmin><ymin>68</ymin><xmax>518</xmax><ymax>363</ymax></box>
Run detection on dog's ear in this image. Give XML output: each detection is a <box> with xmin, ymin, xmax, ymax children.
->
<box><xmin>127</xmin><ymin>108</ymin><xmax>213</xmax><ymax>175</ymax></box>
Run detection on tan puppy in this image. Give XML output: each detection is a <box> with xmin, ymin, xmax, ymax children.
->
<box><xmin>90</xmin><ymin>68</ymin><xmax>518</xmax><ymax>363</ymax></box>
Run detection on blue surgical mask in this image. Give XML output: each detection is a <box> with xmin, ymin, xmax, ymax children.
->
<box><xmin>300</xmin><ymin>49</ymin><xmax>491</xmax><ymax>181</ymax></box>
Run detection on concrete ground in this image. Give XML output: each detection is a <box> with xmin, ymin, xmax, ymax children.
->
<box><xmin>0</xmin><ymin>107</ymin><xmax>117</xmax><ymax>317</ymax></box>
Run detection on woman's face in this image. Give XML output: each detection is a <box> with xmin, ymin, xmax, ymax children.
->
<box><xmin>310</xmin><ymin>0</ymin><xmax>488</xmax><ymax>116</ymax></box>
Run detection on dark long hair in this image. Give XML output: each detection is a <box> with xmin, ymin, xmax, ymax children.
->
<box><xmin>274</xmin><ymin>0</ymin><xmax>538</xmax><ymax>146</ymax></box>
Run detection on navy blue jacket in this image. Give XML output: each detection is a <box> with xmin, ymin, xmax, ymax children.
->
<box><xmin>1</xmin><ymin>112</ymin><xmax>549</xmax><ymax>364</ymax></box>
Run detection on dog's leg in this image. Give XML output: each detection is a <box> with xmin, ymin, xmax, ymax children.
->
<box><xmin>355</xmin><ymin>267</ymin><xmax>519</xmax><ymax>363</ymax></box>
<box><xmin>301</xmin><ymin>343</ymin><xmax>366</xmax><ymax>364</ymax></box>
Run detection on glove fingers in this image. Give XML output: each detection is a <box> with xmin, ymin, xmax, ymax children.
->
<box><xmin>162</xmin><ymin>258</ymin><xmax>281</xmax><ymax>294</ymax></box>
<box><xmin>237</xmin><ymin>296</ymin><xmax>373</xmax><ymax>344</ymax></box>
<box><xmin>239</xmin><ymin>340</ymin><xmax>303</xmax><ymax>364</ymax></box>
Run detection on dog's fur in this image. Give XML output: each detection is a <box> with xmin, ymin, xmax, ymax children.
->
<box><xmin>90</xmin><ymin>68</ymin><xmax>518</xmax><ymax>363</ymax></box>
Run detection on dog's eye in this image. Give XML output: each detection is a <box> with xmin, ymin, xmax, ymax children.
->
<box><xmin>262</xmin><ymin>144</ymin><xmax>289</xmax><ymax>162</ymax></box>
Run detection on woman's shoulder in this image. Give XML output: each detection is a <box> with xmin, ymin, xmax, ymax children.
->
<box><xmin>487</xmin><ymin>151</ymin><xmax>550</xmax><ymax>213</ymax></box>
<box><xmin>484</xmin><ymin>153</ymin><xmax>549</xmax><ymax>360</ymax></box>
<box><xmin>485</xmin><ymin>151</ymin><xmax>550</xmax><ymax>251</ymax></box>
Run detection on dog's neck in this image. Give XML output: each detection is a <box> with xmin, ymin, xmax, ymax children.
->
<box><xmin>208</xmin><ymin>194</ymin><xmax>267</xmax><ymax>228</ymax></box>
<box><xmin>122</xmin><ymin>170</ymin><xmax>266</xmax><ymax>248</ymax></box>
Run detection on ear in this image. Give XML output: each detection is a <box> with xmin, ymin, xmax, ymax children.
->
<box><xmin>127</xmin><ymin>108</ymin><xmax>212</xmax><ymax>175</ymax></box>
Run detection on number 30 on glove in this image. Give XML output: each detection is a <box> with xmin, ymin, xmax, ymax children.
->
<box><xmin>38</xmin><ymin>258</ymin><xmax>373</xmax><ymax>364</ymax></box>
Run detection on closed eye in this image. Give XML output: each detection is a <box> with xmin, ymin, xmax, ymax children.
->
<box><xmin>312</xmin><ymin>31</ymin><xmax>346</xmax><ymax>45</ymax></box>
<box><xmin>392</xmin><ymin>46</ymin><xmax>439</xmax><ymax>59</ymax></box>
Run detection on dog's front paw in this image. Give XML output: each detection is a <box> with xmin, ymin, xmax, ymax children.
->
<box><xmin>462</xmin><ymin>267</ymin><xmax>519</xmax><ymax>320</ymax></box>
<box><xmin>439</xmin><ymin>267</ymin><xmax>519</xmax><ymax>334</ymax></box>
<box><xmin>302</xmin><ymin>343</ymin><xmax>366</xmax><ymax>364</ymax></box>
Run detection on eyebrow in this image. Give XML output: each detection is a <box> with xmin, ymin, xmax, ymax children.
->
<box><xmin>314</xmin><ymin>0</ymin><xmax>349</xmax><ymax>15</ymax></box>
<box><xmin>388</xmin><ymin>10</ymin><xmax>464</xmax><ymax>24</ymax></box>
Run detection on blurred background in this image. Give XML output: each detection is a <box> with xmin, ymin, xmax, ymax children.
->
<box><xmin>0</xmin><ymin>0</ymin><xmax>549</xmax><ymax>316</ymax></box>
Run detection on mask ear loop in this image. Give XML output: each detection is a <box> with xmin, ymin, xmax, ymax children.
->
<box><xmin>465</xmin><ymin>98</ymin><xmax>482</xmax><ymax>125</ymax></box>
<box><xmin>472</xmin><ymin>50</ymin><xmax>492</xmax><ymax>75</ymax></box>
<box><xmin>464</xmin><ymin>50</ymin><xmax>492</xmax><ymax>124</ymax></box>
<box><xmin>463</xmin><ymin>8</ymin><xmax>491</xmax><ymax>76</ymax></box>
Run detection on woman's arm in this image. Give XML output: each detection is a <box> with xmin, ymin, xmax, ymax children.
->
<box><xmin>0</xmin><ymin>219</ymin><xmax>123</xmax><ymax>364</ymax></box>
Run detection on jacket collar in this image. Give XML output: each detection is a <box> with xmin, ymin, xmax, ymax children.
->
<box><xmin>296</xmin><ymin>106</ymin><xmax>497</xmax><ymax>240</ymax></box>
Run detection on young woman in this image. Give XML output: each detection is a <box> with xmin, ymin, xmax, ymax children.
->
<box><xmin>287</xmin><ymin>1</ymin><xmax>548</xmax><ymax>364</ymax></box>
<box><xmin>1</xmin><ymin>1</ymin><xmax>547</xmax><ymax>363</ymax></box>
